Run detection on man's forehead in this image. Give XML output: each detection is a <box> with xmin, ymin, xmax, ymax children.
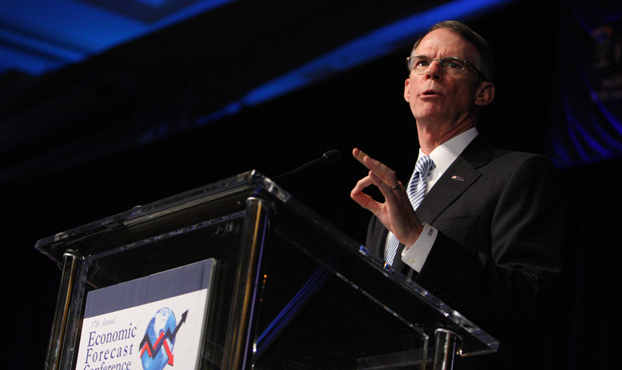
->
<box><xmin>414</xmin><ymin>28</ymin><xmax>477</xmax><ymax>57</ymax></box>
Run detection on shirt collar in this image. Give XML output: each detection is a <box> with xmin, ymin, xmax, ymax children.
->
<box><xmin>418</xmin><ymin>127</ymin><xmax>478</xmax><ymax>184</ymax></box>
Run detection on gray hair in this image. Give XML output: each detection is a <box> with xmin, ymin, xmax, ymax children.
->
<box><xmin>411</xmin><ymin>21</ymin><xmax>496</xmax><ymax>82</ymax></box>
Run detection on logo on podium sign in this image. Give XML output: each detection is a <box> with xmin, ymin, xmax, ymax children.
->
<box><xmin>139</xmin><ymin>308</ymin><xmax>188</xmax><ymax>370</ymax></box>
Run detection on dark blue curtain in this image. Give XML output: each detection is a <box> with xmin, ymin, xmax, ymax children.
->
<box><xmin>547</xmin><ymin>1</ymin><xmax>622</xmax><ymax>168</ymax></box>
<box><xmin>543</xmin><ymin>2</ymin><xmax>622</xmax><ymax>368</ymax></box>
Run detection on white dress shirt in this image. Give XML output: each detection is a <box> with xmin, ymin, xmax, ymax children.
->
<box><xmin>385</xmin><ymin>127</ymin><xmax>479</xmax><ymax>272</ymax></box>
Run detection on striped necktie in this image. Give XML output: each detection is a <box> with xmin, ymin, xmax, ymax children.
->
<box><xmin>385</xmin><ymin>155</ymin><xmax>436</xmax><ymax>265</ymax></box>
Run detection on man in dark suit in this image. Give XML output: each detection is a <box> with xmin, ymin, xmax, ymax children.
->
<box><xmin>351</xmin><ymin>21</ymin><xmax>564</xmax><ymax>369</ymax></box>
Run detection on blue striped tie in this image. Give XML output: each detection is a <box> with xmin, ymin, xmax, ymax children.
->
<box><xmin>385</xmin><ymin>155</ymin><xmax>436</xmax><ymax>265</ymax></box>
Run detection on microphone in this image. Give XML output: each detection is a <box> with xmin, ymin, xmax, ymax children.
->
<box><xmin>271</xmin><ymin>150</ymin><xmax>342</xmax><ymax>182</ymax></box>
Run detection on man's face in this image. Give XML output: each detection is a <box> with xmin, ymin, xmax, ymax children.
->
<box><xmin>404</xmin><ymin>28</ymin><xmax>486</xmax><ymax>128</ymax></box>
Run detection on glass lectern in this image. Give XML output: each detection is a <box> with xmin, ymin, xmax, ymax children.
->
<box><xmin>36</xmin><ymin>171</ymin><xmax>498</xmax><ymax>370</ymax></box>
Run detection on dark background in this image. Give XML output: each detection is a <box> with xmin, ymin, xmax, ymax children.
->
<box><xmin>2</xmin><ymin>0</ymin><xmax>621</xmax><ymax>368</ymax></box>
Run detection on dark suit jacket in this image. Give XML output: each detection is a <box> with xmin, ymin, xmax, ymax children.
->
<box><xmin>366</xmin><ymin>136</ymin><xmax>565</xmax><ymax>368</ymax></box>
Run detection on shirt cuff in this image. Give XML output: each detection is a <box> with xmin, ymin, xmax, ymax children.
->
<box><xmin>401</xmin><ymin>223</ymin><xmax>437</xmax><ymax>272</ymax></box>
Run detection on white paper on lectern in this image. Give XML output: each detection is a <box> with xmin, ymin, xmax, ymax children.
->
<box><xmin>75</xmin><ymin>259</ymin><xmax>216</xmax><ymax>370</ymax></box>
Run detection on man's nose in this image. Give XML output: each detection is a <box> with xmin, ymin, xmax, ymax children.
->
<box><xmin>425</xmin><ymin>60</ymin><xmax>443</xmax><ymax>79</ymax></box>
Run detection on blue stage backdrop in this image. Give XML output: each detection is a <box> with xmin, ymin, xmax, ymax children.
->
<box><xmin>547</xmin><ymin>1</ymin><xmax>622</xmax><ymax>168</ymax></box>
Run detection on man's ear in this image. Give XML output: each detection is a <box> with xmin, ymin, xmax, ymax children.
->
<box><xmin>404</xmin><ymin>78</ymin><xmax>412</xmax><ymax>102</ymax></box>
<box><xmin>474</xmin><ymin>81</ymin><xmax>495</xmax><ymax>107</ymax></box>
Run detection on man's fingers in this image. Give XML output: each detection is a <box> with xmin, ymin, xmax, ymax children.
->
<box><xmin>369</xmin><ymin>171</ymin><xmax>404</xmax><ymax>205</ymax></box>
<box><xmin>350</xmin><ymin>190</ymin><xmax>378</xmax><ymax>213</ymax></box>
<box><xmin>351</xmin><ymin>176</ymin><xmax>381</xmax><ymax>214</ymax></box>
<box><xmin>353</xmin><ymin>148</ymin><xmax>370</xmax><ymax>168</ymax></box>
<box><xmin>351</xmin><ymin>174</ymin><xmax>374</xmax><ymax>195</ymax></box>
<box><xmin>352</xmin><ymin>148</ymin><xmax>398</xmax><ymax>187</ymax></box>
<box><xmin>366</xmin><ymin>159</ymin><xmax>398</xmax><ymax>189</ymax></box>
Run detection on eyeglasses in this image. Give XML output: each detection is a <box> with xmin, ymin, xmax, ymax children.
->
<box><xmin>406</xmin><ymin>55</ymin><xmax>485</xmax><ymax>79</ymax></box>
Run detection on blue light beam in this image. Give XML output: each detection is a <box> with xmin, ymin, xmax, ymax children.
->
<box><xmin>196</xmin><ymin>0</ymin><xmax>517</xmax><ymax>126</ymax></box>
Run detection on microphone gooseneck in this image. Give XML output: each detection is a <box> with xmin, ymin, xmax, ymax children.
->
<box><xmin>272</xmin><ymin>150</ymin><xmax>342</xmax><ymax>182</ymax></box>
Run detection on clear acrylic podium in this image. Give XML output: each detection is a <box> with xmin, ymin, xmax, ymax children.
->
<box><xmin>36</xmin><ymin>171</ymin><xmax>498</xmax><ymax>370</ymax></box>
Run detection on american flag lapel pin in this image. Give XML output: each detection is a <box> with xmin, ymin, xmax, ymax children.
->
<box><xmin>451</xmin><ymin>175</ymin><xmax>465</xmax><ymax>181</ymax></box>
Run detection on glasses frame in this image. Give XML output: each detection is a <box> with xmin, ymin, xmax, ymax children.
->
<box><xmin>406</xmin><ymin>55</ymin><xmax>485</xmax><ymax>80</ymax></box>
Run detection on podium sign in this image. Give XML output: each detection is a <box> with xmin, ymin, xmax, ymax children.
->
<box><xmin>36</xmin><ymin>171</ymin><xmax>498</xmax><ymax>370</ymax></box>
<box><xmin>76</xmin><ymin>259</ymin><xmax>216</xmax><ymax>370</ymax></box>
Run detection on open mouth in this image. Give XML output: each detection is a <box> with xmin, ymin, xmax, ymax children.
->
<box><xmin>422</xmin><ymin>90</ymin><xmax>439</xmax><ymax>96</ymax></box>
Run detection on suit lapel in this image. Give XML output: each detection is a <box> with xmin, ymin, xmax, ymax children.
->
<box><xmin>393</xmin><ymin>139</ymin><xmax>490</xmax><ymax>273</ymax></box>
<box><xmin>416</xmin><ymin>136</ymin><xmax>492</xmax><ymax>225</ymax></box>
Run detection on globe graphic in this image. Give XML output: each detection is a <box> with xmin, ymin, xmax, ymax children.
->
<box><xmin>141</xmin><ymin>308</ymin><xmax>177</xmax><ymax>370</ymax></box>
